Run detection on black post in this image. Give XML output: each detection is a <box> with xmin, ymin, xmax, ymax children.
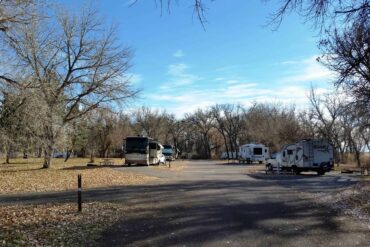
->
<box><xmin>169</xmin><ymin>160</ymin><xmax>171</xmax><ymax>168</ymax></box>
<box><xmin>78</xmin><ymin>174</ymin><xmax>82</xmax><ymax>212</ymax></box>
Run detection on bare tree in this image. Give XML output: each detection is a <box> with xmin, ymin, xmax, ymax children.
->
<box><xmin>132</xmin><ymin>106</ymin><xmax>165</xmax><ymax>139</ymax></box>
<box><xmin>212</xmin><ymin>104</ymin><xmax>244</xmax><ymax>159</ymax></box>
<box><xmin>0</xmin><ymin>0</ymin><xmax>37</xmax><ymax>33</ymax></box>
<box><xmin>186</xmin><ymin>109</ymin><xmax>215</xmax><ymax>158</ymax></box>
<box><xmin>0</xmin><ymin>6</ymin><xmax>137</xmax><ymax>168</ymax></box>
<box><xmin>319</xmin><ymin>22</ymin><xmax>370</xmax><ymax>112</ymax></box>
<box><xmin>266</xmin><ymin>0</ymin><xmax>370</xmax><ymax>29</ymax></box>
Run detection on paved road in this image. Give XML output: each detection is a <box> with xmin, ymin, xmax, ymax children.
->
<box><xmin>1</xmin><ymin>160</ymin><xmax>369</xmax><ymax>246</ymax></box>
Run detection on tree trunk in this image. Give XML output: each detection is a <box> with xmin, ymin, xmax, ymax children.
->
<box><xmin>5</xmin><ymin>151</ymin><xmax>10</xmax><ymax>164</ymax></box>
<box><xmin>64</xmin><ymin>149</ymin><xmax>72</xmax><ymax>162</ymax></box>
<box><xmin>354</xmin><ymin>150</ymin><xmax>361</xmax><ymax>167</ymax></box>
<box><xmin>43</xmin><ymin>134</ymin><xmax>54</xmax><ymax>168</ymax></box>
<box><xmin>5</xmin><ymin>143</ymin><xmax>12</xmax><ymax>164</ymax></box>
<box><xmin>37</xmin><ymin>147</ymin><xmax>42</xmax><ymax>158</ymax></box>
<box><xmin>90</xmin><ymin>150</ymin><xmax>95</xmax><ymax>163</ymax></box>
<box><xmin>43</xmin><ymin>144</ymin><xmax>54</xmax><ymax>168</ymax></box>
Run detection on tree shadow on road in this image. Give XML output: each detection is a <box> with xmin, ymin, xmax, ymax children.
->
<box><xmin>1</xmin><ymin>178</ymin><xmax>367</xmax><ymax>246</ymax></box>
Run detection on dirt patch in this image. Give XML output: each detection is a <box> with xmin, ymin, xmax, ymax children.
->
<box><xmin>0</xmin><ymin>158</ymin><xmax>156</xmax><ymax>194</ymax></box>
<box><xmin>302</xmin><ymin>181</ymin><xmax>370</xmax><ymax>228</ymax></box>
<box><xmin>0</xmin><ymin>202</ymin><xmax>126</xmax><ymax>246</ymax></box>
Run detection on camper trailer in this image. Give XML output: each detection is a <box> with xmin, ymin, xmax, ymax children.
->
<box><xmin>124</xmin><ymin>136</ymin><xmax>163</xmax><ymax>166</ymax></box>
<box><xmin>267</xmin><ymin>139</ymin><xmax>334</xmax><ymax>175</ymax></box>
<box><xmin>238</xmin><ymin>143</ymin><xmax>269</xmax><ymax>164</ymax></box>
<box><xmin>220</xmin><ymin>152</ymin><xmax>238</xmax><ymax>160</ymax></box>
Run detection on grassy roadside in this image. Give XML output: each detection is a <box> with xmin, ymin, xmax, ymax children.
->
<box><xmin>0</xmin><ymin>158</ymin><xmax>156</xmax><ymax>194</ymax></box>
<box><xmin>0</xmin><ymin>202</ymin><xmax>126</xmax><ymax>247</ymax></box>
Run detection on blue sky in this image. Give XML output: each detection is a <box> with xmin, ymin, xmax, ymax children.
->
<box><xmin>65</xmin><ymin>0</ymin><xmax>335</xmax><ymax>117</ymax></box>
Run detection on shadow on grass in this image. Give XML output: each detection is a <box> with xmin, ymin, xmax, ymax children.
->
<box><xmin>61</xmin><ymin>164</ymin><xmax>124</xmax><ymax>170</ymax></box>
<box><xmin>0</xmin><ymin>167</ymin><xmax>44</xmax><ymax>173</ymax></box>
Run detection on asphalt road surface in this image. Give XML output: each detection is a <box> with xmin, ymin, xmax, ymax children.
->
<box><xmin>1</xmin><ymin>160</ymin><xmax>369</xmax><ymax>247</ymax></box>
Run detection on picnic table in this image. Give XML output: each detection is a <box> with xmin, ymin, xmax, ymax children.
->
<box><xmin>100</xmin><ymin>158</ymin><xmax>114</xmax><ymax>166</ymax></box>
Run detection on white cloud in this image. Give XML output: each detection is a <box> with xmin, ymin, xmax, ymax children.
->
<box><xmin>146</xmin><ymin>79</ymin><xmax>328</xmax><ymax>117</ymax></box>
<box><xmin>225</xmin><ymin>79</ymin><xmax>240</xmax><ymax>84</ymax></box>
<box><xmin>279</xmin><ymin>55</ymin><xmax>335</xmax><ymax>83</ymax></box>
<box><xmin>140</xmin><ymin>55</ymin><xmax>334</xmax><ymax>117</ymax></box>
<box><xmin>173</xmin><ymin>49</ymin><xmax>185</xmax><ymax>58</ymax></box>
<box><xmin>164</xmin><ymin>63</ymin><xmax>202</xmax><ymax>88</ymax></box>
<box><xmin>168</xmin><ymin>63</ymin><xmax>189</xmax><ymax>76</ymax></box>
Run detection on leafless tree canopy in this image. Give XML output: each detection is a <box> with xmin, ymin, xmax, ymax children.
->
<box><xmin>263</xmin><ymin>0</ymin><xmax>366</xmax><ymax>29</ymax></box>
<box><xmin>319</xmin><ymin>22</ymin><xmax>370</xmax><ymax>110</ymax></box>
<box><xmin>0</xmin><ymin>0</ymin><xmax>40</xmax><ymax>32</ymax></box>
<box><xmin>0</xmin><ymin>5</ymin><xmax>137</xmax><ymax>167</ymax></box>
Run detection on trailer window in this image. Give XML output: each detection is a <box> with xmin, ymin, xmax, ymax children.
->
<box><xmin>287</xmin><ymin>150</ymin><xmax>293</xmax><ymax>155</ymax></box>
<box><xmin>265</xmin><ymin>149</ymin><xmax>267</xmax><ymax>153</ymax></box>
<box><xmin>253</xmin><ymin>148</ymin><xmax>262</xmax><ymax>155</ymax></box>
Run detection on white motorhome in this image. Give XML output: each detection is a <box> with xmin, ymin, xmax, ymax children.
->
<box><xmin>238</xmin><ymin>143</ymin><xmax>269</xmax><ymax>164</ymax></box>
<box><xmin>124</xmin><ymin>136</ymin><xmax>163</xmax><ymax>166</ymax></box>
<box><xmin>266</xmin><ymin>139</ymin><xmax>334</xmax><ymax>175</ymax></box>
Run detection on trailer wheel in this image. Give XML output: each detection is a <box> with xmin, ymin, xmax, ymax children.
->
<box><xmin>317</xmin><ymin>169</ymin><xmax>325</xmax><ymax>175</ymax></box>
<box><xmin>292</xmin><ymin>166</ymin><xmax>300</xmax><ymax>175</ymax></box>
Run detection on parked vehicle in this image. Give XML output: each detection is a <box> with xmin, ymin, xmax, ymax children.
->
<box><xmin>162</xmin><ymin>144</ymin><xmax>177</xmax><ymax>161</ymax></box>
<box><xmin>239</xmin><ymin>143</ymin><xmax>269</xmax><ymax>164</ymax></box>
<box><xmin>220</xmin><ymin>151</ymin><xmax>238</xmax><ymax>160</ymax></box>
<box><xmin>266</xmin><ymin>139</ymin><xmax>334</xmax><ymax>175</ymax></box>
<box><xmin>159</xmin><ymin>153</ymin><xmax>166</xmax><ymax>164</ymax></box>
<box><xmin>124</xmin><ymin>136</ymin><xmax>163</xmax><ymax>166</ymax></box>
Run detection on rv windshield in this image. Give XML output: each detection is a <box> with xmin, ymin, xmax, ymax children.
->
<box><xmin>253</xmin><ymin>148</ymin><xmax>263</xmax><ymax>155</ymax></box>
<box><xmin>125</xmin><ymin>138</ymin><xmax>148</xmax><ymax>154</ymax></box>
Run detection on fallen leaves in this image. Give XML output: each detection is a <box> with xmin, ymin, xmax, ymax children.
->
<box><xmin>0</xmin><ymin>202</ymin><xmax>126</xmax><ymax>246</ymax></box>
<box><xmin>303</xmin><ymin>181</ymin><xmax>370</xmax><ymax>226</ymax></box>
<box><xmin>0</xmin><ymin>158</ymin><xmax>156</xmax><ymax>194</ymax></box>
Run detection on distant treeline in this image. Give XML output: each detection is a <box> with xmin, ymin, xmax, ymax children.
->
<box><xmin>2</xmin><ymin>87</ymin><xmax>369</xmax><ymax>167</ymax></box>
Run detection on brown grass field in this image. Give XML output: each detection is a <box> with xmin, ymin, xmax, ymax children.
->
<box><xmin>0</xmin><ymin>157</ymin><xmax>157</xmax><ymax>194</ymax></box>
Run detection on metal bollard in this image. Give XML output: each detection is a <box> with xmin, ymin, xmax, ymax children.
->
<box><xmin>78</xmin><ymin>174</ymin><xmax>82</xmax><ymax>212</ymax></box>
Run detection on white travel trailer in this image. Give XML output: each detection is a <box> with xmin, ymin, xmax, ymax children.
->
<box><xmin>266</xmin><ymin>139</ymin><xmax>334</xmax><ymax>175</ymax></box>
<box><xmin>238</xmin><ymin>143</ymin><xmax>269</xmax><ymax>164</ymax></box>
<box><xmin>124</xmin><ymin>136</ymin><xmax>163</xmax><ymax>166</ymax></box>
<box><xmin>220</xmin><ymin>151</ymin><xmax>238</xmax><ymax>160</ymax></box>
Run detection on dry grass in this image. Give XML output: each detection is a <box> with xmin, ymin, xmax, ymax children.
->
<box><xmin>0</xmin><ymin>202</ymin><xmax>126</xmax><ymax>247</ymax></box>
<box><xmin>0</xmin><ymin>158</ymin><xmax>156</xmax><ymax>194</ymax></box>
